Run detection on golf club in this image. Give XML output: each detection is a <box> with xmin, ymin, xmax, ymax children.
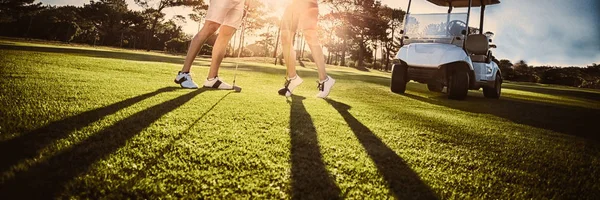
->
<box><xmin>231</xmin><ymin>12</ymin><xmax>246</xmax><ymax>93</ymax></box>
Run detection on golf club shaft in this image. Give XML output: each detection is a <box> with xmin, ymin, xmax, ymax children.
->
<box><xmin>233</xmin><ymin>17</ymin><xmax>246</xmax><ymax>87</ymax></box>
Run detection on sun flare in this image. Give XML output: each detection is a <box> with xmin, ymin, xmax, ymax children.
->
<box><xmin>262</xmin><ymin>0</ymin><xmax>292</xmax><ymax>17</ymax></box>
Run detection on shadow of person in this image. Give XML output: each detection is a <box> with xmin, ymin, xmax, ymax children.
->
<box><xmin>111</xmin><ymin>91</ymin><xmax>234</xmax><ymax>194</ymax></box>
<box><xmin>0</xmin><ymin>88</ymin><xmax>206</xmax><ymax>199</ymax></box>
<box><xmin>0</xmin><ymin>87</ymin><xmax>179</xmax><ymax>174</ymax></box>
<box><xmin>289</xmin><ymin>95</ymin><xmax>341</xmax><ymax>199</ymax></box>
<box><xmin>325</xmin><ymin>99</ymin><xmax>438</xmax><ymax>199</ymax></box>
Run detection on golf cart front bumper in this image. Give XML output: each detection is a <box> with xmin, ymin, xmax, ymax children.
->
<box><xmin>407</xmin><ymin>65</ymin><xmax>444</xmax><ymax>84</ymax></box>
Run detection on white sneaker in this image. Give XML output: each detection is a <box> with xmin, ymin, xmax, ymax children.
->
<box><xmin>174</xmin><ymin>71</ymin><xmax>199</xmax><ymax>89</ymax></box>
<box><xmin>203</xmin><ymin>77</ymin><xmax>233</xmax><ymax>90</ymax></box>
<box><xmin>278</xmin><ymin>75</ymin><xmax>304</xmax><ymax>97</ymax></box>
<box><xmin>316</xmin><ymin>76</ymin><xmax>335</xmax><ymax>98</ymax></box>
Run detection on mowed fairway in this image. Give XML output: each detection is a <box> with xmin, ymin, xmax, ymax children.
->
<box><xmin>1</xmin><ymin>39</ymin><xmax>599</xmax><ymax>199</ymax></box>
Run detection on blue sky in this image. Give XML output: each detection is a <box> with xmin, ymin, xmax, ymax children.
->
<box><xmin>39</xmin><ymin>0</ymin><xmax>600</xmax><ymax>67</ymax></box>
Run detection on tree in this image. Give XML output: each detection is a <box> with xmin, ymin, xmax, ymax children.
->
<box><xmin>121</xmin><ymin>11</ymin><xmax>148</xmax><ymax>49</ymax></box>
<box><xmin>81</xmin><ymin>0</ymin><xmax>130</xmax><ymax>46</ymax></box>
<box><xmin>512</xmin><ymin>60</ymin><xmax>541</xmax><ymax>82</ymax></box>
<box><xmin>0</xmin><ymin>0</ymin><xmax>42</xmax><ymax>37</ymax></box>
<box><xmin>255</xmin><ymin>16</ymin><xmax>278</xmax><ymax>57</ymax></box>
<box><xmin>188</xmin><ymin>4</ymin><xmax>209</xmax><ymax>32</ymax></box>
<box><xmin>0</xmin><ymin>0</ymin><xmax>41</xmax><ymax>23</ymax></box>
<box><xmin>134</xmin><ymin>0</ymin><xmax>205</xmax><ymax>51</ymax></box>
<box><xmin>498</xmin><ymin>59</ymin><xmax>514</xmax><ymax>80</ymax></box>
<box><xmin>380</xmin><ymin>7</ymin><xmax>405</xmax><ymax>71</ymax></box>
<box><xmin>235</xmin><ymin>0</ymin><xmax>267</xmax><ymax>57</ymax></box>
<box><xmin>324</xmin><ymin>0</ymin><xmax>390</xmax><ymax>68</ymax></box>
<box><xmin>320</xmin><ymin>13</ymin><xmax>340</xmax><ymax>65</ymax></box>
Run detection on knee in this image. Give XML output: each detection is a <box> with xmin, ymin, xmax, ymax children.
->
<box><xmin>218</xmin><ymin>27</ymin><xmax>236</xmax><ymax>38</ymax></box>
<box><xmin>281</xmin><ymin>32</ymin><xmax>293</xmax><ymax>45</ymax></box>
<box><xmin>304</xmin><ymin>31</ymin><xmax>320</xmax><ymax>46</ymax></box>
<box><xmin>199</xmin><ymin>21</ymin><xmax>220</xmax><ymax>35</ymax></box>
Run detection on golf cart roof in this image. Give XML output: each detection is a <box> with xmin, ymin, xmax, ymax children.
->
<box><xmin>426</xmin><ymin>0</ymin><xmax>500</xmax><ymax>7</ymax></box>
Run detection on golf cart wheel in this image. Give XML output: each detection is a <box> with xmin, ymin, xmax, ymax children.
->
<box><xmin>483</xmin><ymin>74</ymin><xmax>502</xmax><ymax>99</ymax></box>
<box><xmin>391</xmin><ymin>64</ymin><xmax>408</xmax><ymax>94</ymax></box>
<box><xmin>447</xmin><ymin>70</ymin><xmax>469</xmax><ymax>100</ymax></box>
<box><xmin>427</xmin><ymin>82</ymin><xmax>444</xmax><ymax>92</ymax></box>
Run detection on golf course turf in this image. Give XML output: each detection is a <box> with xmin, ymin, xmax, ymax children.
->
<box><xmin>0</xmin><ymin>39</ymin><xmax>599</xmax><ymax>199</ymax></box>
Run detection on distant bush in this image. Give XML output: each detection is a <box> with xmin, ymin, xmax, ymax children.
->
<box><xmin>500</xmin><ymin>61</ymin><xmax>600</xmax><ymax>89</ymax></box>
<box><xmin>165</xmin><ymin>39</ymin><xmax>187</xmax><ymax>53</ymax></box>
<box><xmin>348</xmin><ymin>61</ymin><xmax>356</xmax><ymax>68</ymax></box>
<box><xmin>372</xmin><ymin>62</ymin><xmax>383</xmax><ymax>70</ymax></box>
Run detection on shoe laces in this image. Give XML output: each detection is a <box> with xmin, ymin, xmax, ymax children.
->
<box><xmin>317</xmin><ymin>81</ymin><xmax>324</xmax><ymax>91</ymax></box>
<box><xmin>317</xmin><ymin>77</ymin><xmax>328</xmax><ymax>91</ymax></box>
<box><xmin>283</xmin><ymin>77</ymin><xmax>291</xmax><ymax>88</ymax></box>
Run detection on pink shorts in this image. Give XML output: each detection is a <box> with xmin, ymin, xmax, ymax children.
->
<box><xmin>281</xmin><ymin>1</ymin><xmax>319</xmax><ymax>31</ymax></box>
<box><xmin>205</xmin><ymin>0</ymin><xmax>245</xmax><ymax>29</ymax></box>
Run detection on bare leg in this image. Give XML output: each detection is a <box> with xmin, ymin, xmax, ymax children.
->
<box><xmin>281</xmin><ymin>30</ymin><xmax>297</xmax><ymax>78</ymax></box>
<box><xmin>180</xmin><ymin>21</ymin><xmax>220</xmax><ymax>73</ymax></box>
<box><xmin>207</xmin><ymin>25</ymin><xmax>237</xmax><ymax>79</ymax></box>
<box><xmin>303</xmin><ymin>30</ymin><xmax>327</xmax><ymax>81</ymax></box>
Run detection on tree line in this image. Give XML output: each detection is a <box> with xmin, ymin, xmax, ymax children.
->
<box><xmin>0</xmin><ymin>0</ymin><xmax>407</xmax><ymax>70</ymax></box>
<box><xmin>494</xmin><ymin>59</ymin><xmax>600</xmax><ymax>89</ymax></box>
<box><xmin>2</xmin><ymin>0</ymin><xmax>598</xmax><ymax>88</ymax></box>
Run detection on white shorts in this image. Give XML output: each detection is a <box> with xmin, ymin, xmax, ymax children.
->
<box><xmin>205</xmin><ymin>0</ymin><xmax>245</xmax><ymax>29</ymax></box>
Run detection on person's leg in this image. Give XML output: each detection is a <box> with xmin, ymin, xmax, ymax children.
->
<box><xmin>277</xmin><ymin>6</ymin><xmax>304</xmax><ymax>97</ymax></box>
<box><xmin>206</xmin><ymin>25</ymin><xmax>237</xmax><ymax>79</ymax></box>
<box><xmin>202</xmin><ymin>5</ymin><xmax>244</xmax><ymax>90</ymax></box>
<box><xmin>175</xmin><ymin>21</ymin><xmax>220</xmax><ymax>88</ymax></box>
<box><xmin>304</xmin><ymin>29</ymin><xmax>335</xmax><ymax>98</ymax></box>
<box><xmin>281</xmin><ymin>30</ymin><xmax>297</xmax><ymax>78</ymax></box>
<box><xmin>300</xmin><ymin>5</ymin><xmax>335</xmax><ymax>98</ymax></box>
<box><xmin>280</xmin><ymin>4</ymin><xmax>299</xmax><ymax>79</ymax></box>
<box><xmin>303</xmin><ymin>30</ymin><xmax>327</xmax><ymax>81</ymax></box>
<box><xmin>180</xmin><ymin>21</ymin><xmax>220</xmax><ymax>73</ymax></box>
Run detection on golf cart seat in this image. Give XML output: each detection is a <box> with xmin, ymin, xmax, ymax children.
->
<box><xmin>466</xmin><ymin>34</ymin><xmax>489</xmax><ymax>62</ymax></box>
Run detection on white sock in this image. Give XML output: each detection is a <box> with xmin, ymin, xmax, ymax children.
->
<box><xmin>319</xmin><ymin>76</ymin><xmax>329</xmax><ymax>84</ymax></box>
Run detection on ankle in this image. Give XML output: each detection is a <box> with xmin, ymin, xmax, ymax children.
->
<box><xmin>319</xmin><ymin>76</ymin><xmax>329</xmax><ymax>83</ymax></box>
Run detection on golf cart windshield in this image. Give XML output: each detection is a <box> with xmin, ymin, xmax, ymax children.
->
<box><xmin>404</xmin><ymin>13</ymin><xmax>468</xmax><ymax>44</ymax></box>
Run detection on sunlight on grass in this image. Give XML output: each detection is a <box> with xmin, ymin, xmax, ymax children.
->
<box><xmin>502</xmin><ymin>88</ymin><xmax>600</xmax><ymax>109</ymax></box>
<box><xmin>1</xmin><ymin>40</ymin><xmax>599</xmax><ymax>199</ymax></box>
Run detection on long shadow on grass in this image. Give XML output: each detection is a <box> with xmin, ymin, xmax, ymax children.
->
<box><xmin>402</xmin><ymin>93</ymin><xmax>600</xmax><ymax>141</ymax></box>
<box><xmin>0</xmin><ymin>89</ymin><xmax>205</xmax><ymax>198</ymax></box>
<box><xmin>289</xmin><ymin>95</ymin><xmax>341</xmax><ymax>199</ymax></box>
<box><xmin>326</xmin><ymin>99</ymin><xmax>438</xmax><ymax>199</ymax></box>
<box><xmin>112</xmin><ymin>92</ymin><xmax>232</xmax><ymax>197</ymax></box>
<box><xmin>0</xmin><ymin>87</ymin><xmax>178</xmax><ymax>174</ymax></box>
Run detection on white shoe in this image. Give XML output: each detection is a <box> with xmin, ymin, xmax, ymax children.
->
<box><xmin>316</xmin><ymin>76</ymin><xmax>335</xmax><ymax>98</ymax></box>
<box><xmin>278</xmin><ymin>75</ymin><xmax>304</xmax><ymax>97</ymax></box>
<box><xmin>174</xmin><ymin>71</ymin><xmax>199</xmax><ymax>89</ymax></box>
<box><xmin>203</xmin><ymin>77</ymin><xmax>233</xmax><ymax>90</ymax></box>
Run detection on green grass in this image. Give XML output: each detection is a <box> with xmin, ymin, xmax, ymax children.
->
<box><xmin>1</xmin><ymin>39</ymin><xmax>599</xmax><ymax>199</ymax></box>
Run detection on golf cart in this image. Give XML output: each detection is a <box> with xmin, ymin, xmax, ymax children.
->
<box><xmin>391</xmin><ymin>0</ymin><xmax>502</xmax><ymax>100</ymax></box>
